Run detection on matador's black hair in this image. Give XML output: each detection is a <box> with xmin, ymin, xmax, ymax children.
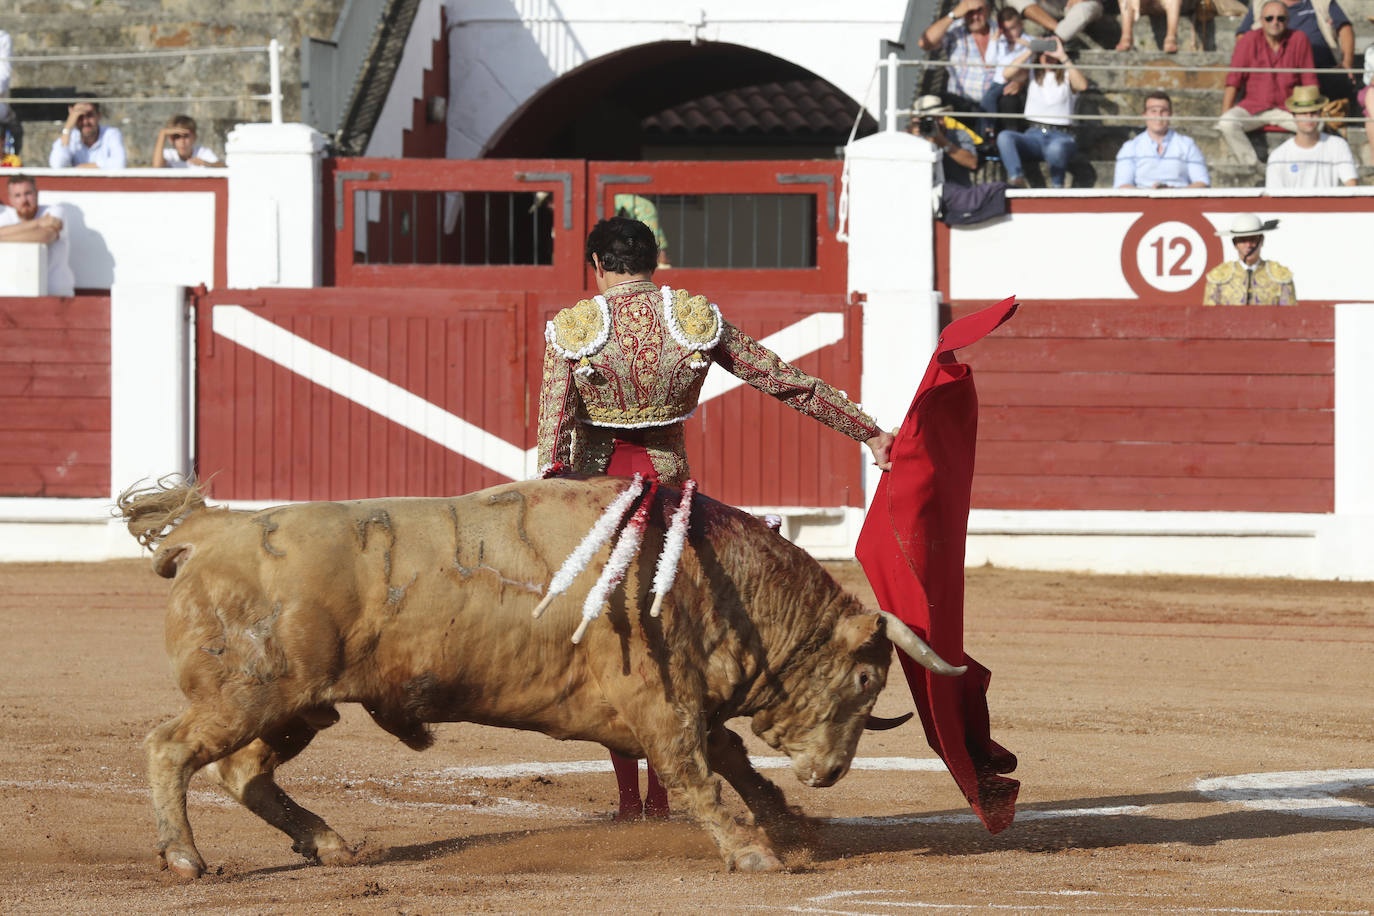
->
<box><xmin>585</xmin><ymin>217</ymin><xmax>658</xmax><ymax>275</ymax></box>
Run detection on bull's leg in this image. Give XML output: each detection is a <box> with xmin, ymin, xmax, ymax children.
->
<box><xmin>647</xmin><ymin>732</ymin><xmax>784</xmax><ymax>872</ymax></box>
<box><xmin>145</xmin><ymin>710</ymin><xmax>253</xmax><ymax>878</ymax></box>
<box><xmin>706</xmin><ymin>726</ymin><xmax>816</xmax><ymax>851</ymax></box>
<box><xmin>204</xmin><ymin>710</ymin><xmax>356</xmax><ymax>867</ymax></box>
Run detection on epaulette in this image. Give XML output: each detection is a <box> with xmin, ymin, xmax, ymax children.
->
<box><xmin>546</xmin><ymin>297</ymin><xmax>611</xmax><ymax>375</ymax></box>
<box><xmin>1206</xmin><ymin>262</ymin><xmax>1237</xmax><ymax>283</ymax></box>
<box><xmin>1263</xmin><ymin>260</ymin><xmax>1293</xmax><ymax>283</ymax></box>
<box><xmin>662</xmin><ymin>287</ymin><xmax>723</xmax><ymax>369</ymax></box>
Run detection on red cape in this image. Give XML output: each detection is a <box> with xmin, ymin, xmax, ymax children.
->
<box><xmin>855</xmin><ymin>297</ymin><xmax>1020</xmax><ymax>833</ymax></box>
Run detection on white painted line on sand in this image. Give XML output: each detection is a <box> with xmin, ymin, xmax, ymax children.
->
<box><xmin>1196</xmin><ymin>768</ymin><xmax>1374</xmax><ymax>823</ymax></box>
<box><xmin>433</xmin><ymin>755</ymin><xmax>949</xmax><ymax>781</ymax></box>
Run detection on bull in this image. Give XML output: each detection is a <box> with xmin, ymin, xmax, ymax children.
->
<box><xmin>117</xmin><ymin>475</ymin><xmax>964</xmax><ymax>877</ymax></box>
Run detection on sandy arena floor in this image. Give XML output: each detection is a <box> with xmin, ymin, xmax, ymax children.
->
<box><xmin>0</xmin><ymin>558</ymin><xmax>1371</xmax><ymax>914</ymax></box>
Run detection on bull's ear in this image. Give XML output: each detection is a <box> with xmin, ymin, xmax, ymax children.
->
<box><xmin>836</xmin><ymin>613</ymin><xmax>885</xmax><ymax>653</ymax></box>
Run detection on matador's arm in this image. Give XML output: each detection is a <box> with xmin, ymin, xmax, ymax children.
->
<box><xmin>712</xmin><ymin>320</ymin><xmax>879</xmax><ymax>442</ymax></box>
<box><xmin>535</xmin><ymin>344</ymin><xmax>582</xmax><ymax>473</ymax></box>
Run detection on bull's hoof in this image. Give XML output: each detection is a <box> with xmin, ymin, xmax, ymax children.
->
<box><xmin>159</xmin><ymin>846</ymin><xmax>207</xmax><ymax>879</ymax></box>
<box><xmin>316</xmin><ymin>844</ymin><xmax>359</xmax><ymax>867</ymax></box>
<box><xmin>729</xmin><ymin>844</ymin><xmax>783</xmax><ymax>872</ymax></box>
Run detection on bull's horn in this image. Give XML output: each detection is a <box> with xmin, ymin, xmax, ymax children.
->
<box><xmin>865</xmin><ymin>712</ymin><xmax>914</xmax><ymax>731</ymax></box>
<box><xmin>877</xmin><ymin>611</ymin><xmax>968</xmax><ymax>677</ymax></box>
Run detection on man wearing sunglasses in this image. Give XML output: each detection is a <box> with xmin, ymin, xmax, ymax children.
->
<box><xmin>1216</xmin><ymin>0</ymin><xmax>1318</xmax><ymax>166</ymax></box>
<box><xmin>1236</xmin><ymin>0</ymin><xmax>1355</xmax><ymax>109</ymax></box>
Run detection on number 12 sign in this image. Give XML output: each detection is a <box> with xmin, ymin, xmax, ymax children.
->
<box><xmin>1133</xmin><ymin>220</ymin><xmax>1209</xmax><ymax>294</ymax></box>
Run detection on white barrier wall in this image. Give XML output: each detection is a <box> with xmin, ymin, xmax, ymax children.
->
<box><xmin>0</xmin><ymin>170</ymin><xmax>219</xmax><ymax>291</ymax></box>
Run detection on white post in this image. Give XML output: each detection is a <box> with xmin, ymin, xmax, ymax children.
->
<box><xmin>269</xmin><ymin>39</ymin><xmax>283</xmax><ymax>125</ymax></box>
<box><xmin>885</xmin><ymin>52</ymin><xmax>899</xmax><ymax>133</ymax></box>
<box><xmin>108</xmin><ymin>282</ymin><xmax>190</xmax><ymax>553</ymax></box>
<box><xmin>0</xmin><ymin>243</ymin><xmax>48</xmax><ymax>295</ymax></box>
<box><xmin>225</xmin><ymin>123</ymin><xmax>326</xmax><ymax>288</ymax></box>
<box><xmin>845</xmin><ymin>131</ymin><xmax>940</xmax><ymax>517</ymax></box>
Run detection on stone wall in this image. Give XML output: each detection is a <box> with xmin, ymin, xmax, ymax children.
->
<box><xmin>5</xmin><ymin>0</ymin><xmax>346</xmax><ymax>166</ymax></box>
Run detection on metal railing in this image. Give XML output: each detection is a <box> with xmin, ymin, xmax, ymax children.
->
<box><xmin>877</xmin><ymin>52</ymin><xmax>1372</xmax><ymax>130</ymax></box>
<box><xmin>0</xmin><ymin>42</ymin><xmax>284</xmax><ymax>123</ymax></box>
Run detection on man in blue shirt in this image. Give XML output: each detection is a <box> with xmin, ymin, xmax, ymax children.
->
<box><xmin>1113</xmin><ymin>92</ymin><xmax>1211</xmax><ymax>188</ymax></box>
<box><xmin>48</xmin><ymin>102</ymin><xmax>127</xmax><ymax>169</ymax></box>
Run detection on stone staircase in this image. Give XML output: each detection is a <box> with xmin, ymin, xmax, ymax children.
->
<box><xmin>1009</xmin><ymin>5</ymin><xmax>1374</xmax><ymax>187</ymax></box>
<box><xmin>3</xmin><ymin>0</ymin><xmax>346</xmax><ymax>167</ymax></box>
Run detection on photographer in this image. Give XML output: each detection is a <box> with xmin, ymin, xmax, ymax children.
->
<box><xmin>911</xmin><ymin>95</ymin><xmax>981</xmax><ymax>187</ymax></box>
<box><xmin>994</xmin><ymin>36</ymin><xmax>1087</xmax><ymax>187</ymax></box>
<box><xmin>911</xmin><ymin>96</ymin><xmax>1009</xmax><ymax>226</ymax></box>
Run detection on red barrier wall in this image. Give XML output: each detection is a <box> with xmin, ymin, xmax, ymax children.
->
<box><xmin>956</xmin><ymin>303</ymin><xmax>1334</xmax><ymax>513</ymax></box>
<box><xmin>0</xmin><ymin>296</ymin><xmax>111</xmax><ymax>497</ymax></box>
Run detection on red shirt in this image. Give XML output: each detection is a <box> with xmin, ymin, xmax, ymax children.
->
<box><xmin>1226</xmin><ymin>28</ymin><xmax>1317</xmax><ymax>115</ymax></box>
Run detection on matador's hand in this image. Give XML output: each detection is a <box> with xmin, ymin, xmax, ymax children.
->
<box><xmin>865</xmin><ymin>430</ymin><xmax>895</xmax><ymax>471</ymax></box>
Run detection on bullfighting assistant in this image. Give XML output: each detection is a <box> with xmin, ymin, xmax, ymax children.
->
<box><xmin>856</xmin><ymin>296</ymin><xmax>1020</xmax><ymax>834</ymax></box>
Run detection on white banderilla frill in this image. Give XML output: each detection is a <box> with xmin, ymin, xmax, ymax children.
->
<box><xmin>649</xmin><ymin>479</ymin><xmax>696</xmax><ymax>617</ymax></box>
<box><xmin>531</xmin><ymin>473</ymin><xmax>644</xmax><ymax>620</ymax></box>
<box><xmin>572</xmin><ymin>481</ymin><xmax>659</xmax><ymax>644</ymax></box>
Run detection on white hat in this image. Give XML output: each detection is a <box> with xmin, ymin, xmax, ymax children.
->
<box><xmin>912</xmin><ymin>95</ymin><xmax>952</xmax><ymax>116</ymax></box>
<box><xmin>1216</xmin><ymin>213</ymin><xmax>1279</xmax><ymax>238</ymax></box>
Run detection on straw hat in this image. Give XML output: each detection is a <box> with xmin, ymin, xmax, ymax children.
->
<box><xmin>1216</xmin><ymin>213</ymin><xmax>1279</xmax><ymax>238</ymax></box>
<box><xmin>1284</xmin><ymin>85</ymin><xmax>1328</xmax><ymax>113</ymax></box>
<box><xmin>912</xmin><ymin>95</ymin><xmax>952</xmax><ymax>116</ymax></box>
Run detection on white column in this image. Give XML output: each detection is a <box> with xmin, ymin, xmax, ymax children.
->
<box><xmin>845</xmin><ymin>130</ymin><xmax>940</xmax><ymax>510</ymax></box>
<box><xmin>0</xmin><ymin>243</ymin><xmax>48</xmax><ymax>295</ymax></box>
<box><xmin>108</xmin><ymin>282</ymin><xmax>190</xmax><ymax>553</ymax></box>
<box><xmin>225</xmin><ymin>123</ymin><xmax>326</xmax><ymax>288</ymax></box>
<box><xmin>1327</xmin><ymin>303</ymin><xmax>1374</xmax><ymax>579</ymax></box>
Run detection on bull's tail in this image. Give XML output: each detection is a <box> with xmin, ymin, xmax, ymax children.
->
<box><xmin>115</xmin><ymin>475</ymin><xmax>210</xmax><ymax>551</ymax></box>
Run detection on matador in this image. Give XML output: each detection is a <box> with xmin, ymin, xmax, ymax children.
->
<box><xmin>537</xmin><ymin>219</ymin><xmax>892</xmax><ymax>487</ymax></box>
<box><xmin>535</xmin><ymin>217</ymin><xmax>894</xmax><ymax>822</ymax></box>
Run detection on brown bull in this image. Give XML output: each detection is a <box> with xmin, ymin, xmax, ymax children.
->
<box><xmin>117</xmin><ymin>475</ymin><xmax>964</xmax><ymax>877</ymax></box>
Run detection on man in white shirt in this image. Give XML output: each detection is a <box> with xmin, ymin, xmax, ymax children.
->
<box><xmin>48</xmin><ymin>101</ymin><xmax>127</xmax><ymax>169</ymax></box>
<box><xmin>0</xmin><ymin>175</ymin><xmax>76</xmax><ymax>296</ymax></box>
<box><xmin>152</xmin><ymin>115</ymin><xmax>224</xmax><ymax>169</ymax></box>
<box><xmin>1265</xmin><ymin>85</ymin><xmax>1359</xmax><ymax>188</ymax></box>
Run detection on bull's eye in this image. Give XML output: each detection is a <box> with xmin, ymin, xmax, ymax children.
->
<box><xmin>858</xmin><ymin>671</ymin><xmax>870</xmax><ymax>689</ymax></box>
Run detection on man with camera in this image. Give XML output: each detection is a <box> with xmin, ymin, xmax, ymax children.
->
<box><xmin>912</xmin><ymin>95</ymin><xmax>981</xmax><ymax>186</ymax></box>
<box><xmin>911</xmin><ymin>96</ymin><xmax>1009</xmax><ymax>225</ymax></box>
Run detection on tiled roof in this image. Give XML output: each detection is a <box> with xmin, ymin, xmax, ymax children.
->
<box><xmin>641</xmin><ymin>78</ymin><xmax>865</xmax><ymax>137</ymax></box>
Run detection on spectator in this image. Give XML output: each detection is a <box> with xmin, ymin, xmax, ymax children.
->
<box><xmin>918</xmin><ymin>0</ymin><xmax>999</xmax><ymax>117</ymax></box>
<box><xmin>1265</xmin><ymin>86</ymin><xmax>1359</xmax><ymax>187</ymax></box>
<box><xmin>0</xmin><ymin>28</ymin><xmax>19</xmax><ymax>158</ymax></box>
<box><xmin>1114</xmin><ymin>91</ymin><xmax>1211</xmax><ymax>187</ymax></box>
<box><xmin>0</xmin><ymin>175</ymin><xmax>75</xmax><ymax>297</ymax></box>
<box><xmin>911</xmin><ymin>94</ymin><xmax>983</xmax><ymax>188</ymax></box>
<box><xmin>996</xmin><ymin>37</ymin><xmax>1087</xmax><ymax>187</ymax></box>
<box><xmin>1117</xmin><ymin>0</ymin><xmax>1188</xmax><ymax>53</ymax></box>
<box><xmin>913</xmin><ymin>96</ymin><xmax>1011</xmax><ymax>226</ymax></box>
<box><xmin>1236</xmin><ymin>0</ymin><xmax>1355</xmax><ymax>108</ymax></box>
<box><xmin>49</xmin><ymin>101</ymin><xmax>127</xmax><ymax>169</ymax></box>
<box><xmin>1203</xmin><ymin>213</ymin><xmax>1295</xmax><ymax>305</ymax></box>
<box><xmin>980</xmin><ymin>7</ymin><xmax>1032</xmax><ymax>138</ymax></box>
<box><xmin>152</xmin><ymin>115</ymin><xmax>224</xmax><ymax>170</ymax></box>
<box><xmin>1216</xmin><ymin>0</ymin><xmax>1317</xmax><ymax>165</ymax></box>
<box><xmin>1004</xmin><ymin>0</ymin><xmax>1104</xmax><ymax>45</ymax></box>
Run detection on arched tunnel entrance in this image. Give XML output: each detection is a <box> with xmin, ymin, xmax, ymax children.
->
<box><xmin>483</xmin><ymin>41</ymin><xmax>877</xmax><ymax>161</ymax></box>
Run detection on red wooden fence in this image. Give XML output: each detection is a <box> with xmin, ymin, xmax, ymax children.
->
<box><xmin>956</xmin><ymin>303</ymin><xmax>1334</xmax><ymax>512</ymax></box>
<box><xmin>194</xmin><ymin>287</ymin><xmax>865</xmax><ymax>508</ymax></box>
<box><xmin>0</xmin><ymin>296</ymin><xmax>111</xmax><ymax>497</ymax></box>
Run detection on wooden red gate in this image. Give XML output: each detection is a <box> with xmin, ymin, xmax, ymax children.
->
<box><xmin>196</xmin><ymin>158</ymin><xmax>863</xmax><ymax>508</ymax></box>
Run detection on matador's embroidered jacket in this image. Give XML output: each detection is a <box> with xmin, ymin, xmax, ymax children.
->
<box><xmin>1202</xmin><ymin>259</ymin><xmax>1297</xmax><ymax>306</ymax></box>
<box><xmin>536</xmin><ymin>280</ymin><xmax>879</xmax><ymax>487</ymax></box>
